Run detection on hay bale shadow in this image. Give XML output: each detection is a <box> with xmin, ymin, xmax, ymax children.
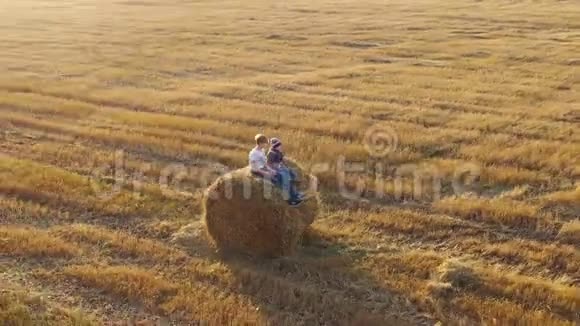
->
<box><xmin>215</xmin><ymin>226</ymin><xmax>426</xmax><ymax>325</ymax></box>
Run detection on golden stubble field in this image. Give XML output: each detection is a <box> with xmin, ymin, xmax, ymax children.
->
<box><xmin>0</xmin><ymin>0</ymin><xmax>579</xmax><ymax>324</ymax></box>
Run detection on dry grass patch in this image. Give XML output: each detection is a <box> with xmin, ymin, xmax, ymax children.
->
<box><xmin>60</xmin><ymin>262</ymin><xmax>267</xmax><ymax>323</ymax></box>
<box><xmin>161</xmin><ymin>284</ymin><xmax>266</xmax><ymax>326</ymax></box>
<box><xmin>174</xmin><ymin>258</ymin><xmax>400</xmax><ymax>325</ymax></box>
<box><xmin>0</xmin><ymin>196</ymin><xmax>70</xmax><ymax>224</ymax></box>
<box><xmin>0</xmin><ymin>287</ymin><xmax>96</xmax><ymax>326</ymax></box>
<box><xmin>0</xmin><ymin>152</ymin><xmax>199</xmax><ymax>219</ymax></box>
<box><xmin>429</xmin><ymin>259</ymin><xmax>579</xmax><ymax>324</ymax></box>
<box><xmin>0</xmin><ymin>156</ymin><xmax>94</xmax><ymax>197</ymax></box>
<box><xmin>372</xmin><ymin>250</ymin><xmax>444</xmax><ymax>280</ymax></box>
<box><xmin>463</xmin><ymin>238</ymin><xmax>580</xmax><ymax>275</ymax></box>
<box><xmin>483</xmin><ymin>273</ymin><xmax>580</xmax><ymax>318</ymax></box>
<box><xmin>0</xmin><ymin>90</ymin><xmax>97</xmax><ymax>119</ymax></box>
<box><xmin>365</xmin><ymin>252</ymin><xmax>579</xmax><ymax>325</ymax></box>
<box><xmin>557</xmin><ymin>220</ymin><xmax>580</xmax><ymax>245</ymax></box>
<box><xmin>0</xmin><ymin>226</ymin><xmax>80</xmax><ymax>258</ymax></box>
<box><xmin>459</xmin><ymin>137</ymin><xmax>579</xmax><ymax>176</ymax></box>
<box><xmin>53</xmin><ymin>224</ymin><xmax>188</xmax><ymax>263</ymax></box>
<box><xmin>433</xmin><ymin>197</ymin><xmax>550</xmax><ymax>230</ymax></box>
<box><xmin>417</xmin><ymin>159</ymin><xmax>551</xmax><ymax>187</ymax></box>
<box><xmin>63</xmin><ymin>265</ymin><xmax>176</xmax><ymax>306</ymax></box>
<box><xmin>481</xmin><ymin>165</ymin><xmax>551</xmax><ymax>186</ymax></box>
<box><xmin>362</xmin><ymin>209</ymin><xmax>467</xmax><ymax>239</ymax></box>
<box><xmin>449</xmin><ymin>296</ymin><xmax>575</xmax><ymax>326</ymax></box>
<box><xmin>0</xmin><ymin>110</ymin><xmax>246</xmax><ymax>168</ymax></box>
<box><xmin>544</xmin><ymin>186</ymin><xmax>580</xmax><ymax>207</ymax></box>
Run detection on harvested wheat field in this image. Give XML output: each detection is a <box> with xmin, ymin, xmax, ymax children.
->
<box><xmin>0</xmin><ymin>0</ymin><xmax>579</xmax><ymax>324</ymax></box>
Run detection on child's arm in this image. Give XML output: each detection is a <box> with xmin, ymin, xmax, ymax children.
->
<box><xmin>266</xmin><ymin>161</ymin><xmax>280</xmax><ymax>171</ymax></box>
<box><xmin>249</xmin><ymin>158</ymin><xmax>262</xmax><ymax>172</ymax></box>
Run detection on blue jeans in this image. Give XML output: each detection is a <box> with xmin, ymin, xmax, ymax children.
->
<box><xmin>273</xmin><ymin>167</ymin><xmax>301</xmax><ymax>202</ymax></box>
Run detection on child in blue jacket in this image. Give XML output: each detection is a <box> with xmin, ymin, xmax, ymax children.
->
<box><xmin>266</xmin><ymin>138</ymin><xmax>303</xmax><ymax>207</ymax></box>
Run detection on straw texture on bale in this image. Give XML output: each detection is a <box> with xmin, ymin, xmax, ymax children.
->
<box><xmin>203</xmin><ymin>162</ymin><xmax>319</xmax><ymax>257</ymax></box>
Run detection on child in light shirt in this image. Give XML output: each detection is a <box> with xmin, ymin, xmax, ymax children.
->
<box><xmin>248</xmin><ymin>134</ymin><xmax>275</xmax><ymax>180</ymax></box>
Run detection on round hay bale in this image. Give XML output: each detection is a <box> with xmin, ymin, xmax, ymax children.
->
<box><xmin>203</xmin><ymin>165</ymin><xmax>319</xmax><ymax>257</ymax></box>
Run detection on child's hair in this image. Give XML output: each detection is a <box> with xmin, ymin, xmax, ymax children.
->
<box><xmin>270</xmin><ymin>137</ymin><xmax>282</xmax><ymax>149</ymax></box>
<box><xmin>255</xmin><ymin>134</ymin><xmax>268</xmax><ymax>145</ymax></box>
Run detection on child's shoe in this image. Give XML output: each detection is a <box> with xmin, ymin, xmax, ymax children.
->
<box><xmin>288</xmin><ymin>199</ymin><xmax>303</xmax><ymax>207</ymax></box>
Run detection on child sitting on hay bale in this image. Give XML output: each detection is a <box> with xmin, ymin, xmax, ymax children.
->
<box><xmin>267</xmin><ymin>137</ymin><xmax>304</xmax><ymax>206</ymax></box>
<box><xmin>248</xmin><ymin>134</ymin><xmax>276</xmax><ymax>179</ymax></box>
<box><xmin>248</xmin><ymin>134</ymin><xmax>303</xmax><ymax>206</ymax></box>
